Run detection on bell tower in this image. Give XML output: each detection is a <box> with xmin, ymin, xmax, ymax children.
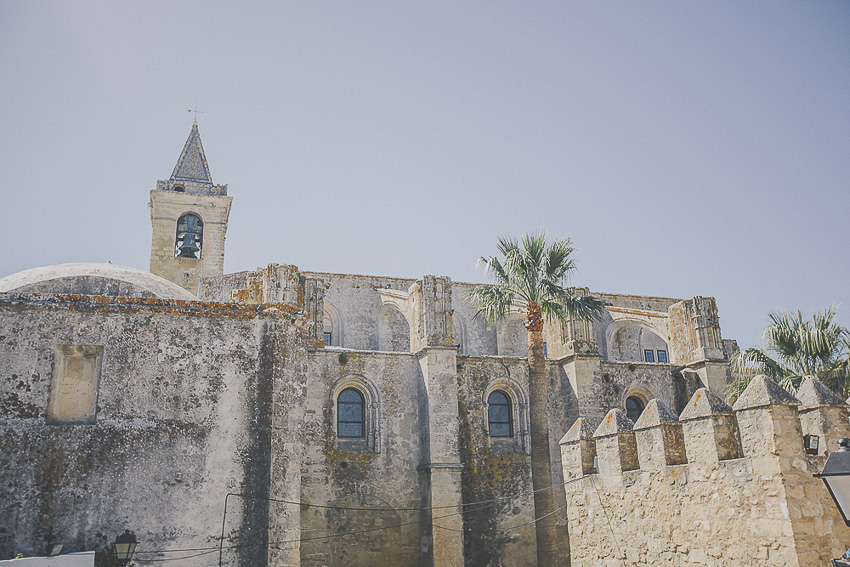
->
<box><xmin>149</xmin><ymin>121</ymin><xmax>232</xmax><ymax>295</ymax></box>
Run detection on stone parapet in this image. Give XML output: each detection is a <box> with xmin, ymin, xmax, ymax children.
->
<box><xmin>633</xmin><ymin>399</ymin><xmax>687</xmax><ymax>468</ymax></box>
<box><xmin>592</xmin><ymin>408</ymin><xmax>639</xmax><ymax>478</ymax></box>
<box><xmin>797</xmin><ymin>377</ymin><xmax>850</xmax><ymax>456</ymax></box>
<box><xmin>559</xmin><ymin>418</ymin><xmax>597</xmax><ymax>480</ymax></box>
<box><xmin>680</xmin><ymin>387</ymin><xmax>742</xmax><ymax>462</ymax></box>
<box><xmin>561</xmin><ymin>377</ymin><xmax>850</xmax><ymax>566</ymax></box>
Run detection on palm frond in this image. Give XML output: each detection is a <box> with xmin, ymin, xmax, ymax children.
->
<box><xmin>467</xmin><ymin>285</ymin><xmax>516</xmax><ymax>324</ymax></box>
<box><xmin>543</xmin><ymin>237</ymin><xmax>576</xmax><ymax>284</ymax></box>
<box><xmin>737</xmin><ymin>307</ymin><xmax>850</xmax><ymax>400</ymax></box>
<box><xmin>731</xmin><ymin>347</ymin><xmax>784</xmax><ymax>380</ymax></box>
<box><xmin>556</xmin><ymin>290</ymin><xmax>607</xmax><ymax>322</ymax></box>
<box><xmin>471</xmin><ymin>232</ymin><xmax>603</xmax><ymax>327</ymax></box>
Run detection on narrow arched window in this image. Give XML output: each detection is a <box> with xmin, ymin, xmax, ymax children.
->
<box><xmin>626</xmin><ymin>396</ymin><xmax>645</xmax><ymax>423</ymax></box>
<box><xmin>337</xmin><ymin>388</ymin><xmax>365</xmax><ymax>438</ymax></box>
<box><xmin>487</xmin><ymin>390</ymin><xmax>512</xmax><ymax>437</ymax></box>
<box><xmin>175</xmin><ymin>213</ymin><xmax>204</xmax><ymax>259</ymax></box>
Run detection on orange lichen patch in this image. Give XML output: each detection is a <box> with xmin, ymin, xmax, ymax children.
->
<box><xmin>690</xmin><ymin>390</ymin><xmax>704</xmax><ymax>409</ymax></box>
<box><xmin>0</xmin><ymin>293</ymin><xmax>305</xmax><ymax>321</ymax></box>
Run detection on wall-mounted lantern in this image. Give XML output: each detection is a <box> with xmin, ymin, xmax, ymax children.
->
<box><xmin>113</xmin><ymin>530</ymin><xmax>138</xmax><ymax>566</ymax></box>
<box><xmin>804</xmin><ymin>434</ymin><xmax>820</xmax><ymax>456</ymax></box>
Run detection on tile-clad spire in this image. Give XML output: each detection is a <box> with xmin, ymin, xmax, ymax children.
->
<box><xmin>170</xmin><ymin>120</ymin><xmax>213</xmax><ymax>185</ymax></box>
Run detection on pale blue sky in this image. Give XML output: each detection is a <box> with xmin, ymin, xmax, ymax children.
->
<box><xmin>1</xmin><ymin>1</ymin><xmax>848</xmax><ymax>350</ymax></box>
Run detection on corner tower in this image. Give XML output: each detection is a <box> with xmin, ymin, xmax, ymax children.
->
<box><xmin>149</xmin><ymin>121</ymin><xmax>232</xmax><ymax>295</ymax></box>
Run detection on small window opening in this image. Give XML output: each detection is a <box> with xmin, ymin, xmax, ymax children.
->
<box><xmin>173</xmin><ymin>185</ymin><xmax>185</xmax><ymax>192</ymax></box>
<box><xmin>626</xmin><ymin>396</ymin><xmax>645</xmax><ymax>423</ymax></box>
<box><xmin>337</xmin><ymin>388</ymin><xmax>365</xmax><ymax>438</ymax></box>
<box><xmin>323</xmin><ymin>332</ymin><xmax>333</xmax><ymax>347</ymax></box>
<box><xmin>487</xmin><ymin>390</ymin><xmax>512</xmax><ymax>437</ymax></box>
<box><xmin>175</xmin><ymin>214</ymin><xmax>203</xmax><ymax>259</ymax></box>
<box><xmin>657</xmin><ymin>349</ymin><xmax>668</xmax><ymax>363</ymax></box>
<box><xmin>643</xmin><ymin>349</ymin><xmax>655</xmax><ymax>363</ymax></box>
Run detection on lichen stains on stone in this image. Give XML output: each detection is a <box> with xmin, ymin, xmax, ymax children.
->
<box><xmin>0</xmin><ymin>293</ymin><xmax>304</xmax><ymax>322</ymax></box>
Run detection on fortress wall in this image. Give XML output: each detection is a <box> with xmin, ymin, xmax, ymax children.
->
<box><xmin>559</xmin><ymin>378</ymin><xmax>850</xmax><ymax>567</ymax></box>
<box><xmin>0</xmin><ymin>294</ymin><xmax>307</xmax><ymax>567</ymax></box>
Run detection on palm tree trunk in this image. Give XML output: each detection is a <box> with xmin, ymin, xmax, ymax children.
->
<box><xmin>526</xmin><ymin>303</ymin><xmax>566</xmax><ymax>566</ymax></box>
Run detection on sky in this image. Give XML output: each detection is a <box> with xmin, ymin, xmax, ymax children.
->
<box><xmin>1</xmin><ymin>1</ymin><xmax>848</xmax><ymax>350</ymax></box>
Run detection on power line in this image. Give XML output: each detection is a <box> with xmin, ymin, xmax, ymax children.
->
<box><xmin>134</xmin><ymin>476</ymin><xmax>587</xmax><ymax>564</ymax></box>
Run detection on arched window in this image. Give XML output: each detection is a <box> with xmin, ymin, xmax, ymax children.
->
<box><xmin>175</xmin><ymin>213</ymin><xmax>204</xmax><ymax>259</ymax></box>
<box><xmin>487</xmin><ymin>390</ymin><xmax>512</xmax><ymax>437</ymax></box>
<box><xmin>337</xmin><ymin>388</ymin><xmax>365</xmax><ymax>438</ymax></box>
<box><xmin>626</xmin><ymin>396</ymin><xmax>645</xmax><ymax>423</ymax></box>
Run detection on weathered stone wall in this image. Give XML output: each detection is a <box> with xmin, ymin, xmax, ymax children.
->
<box><xmin>300</xmin><ymin>349</ymin><xmax>424</xmax><ymax>566</ymax></box>
<box><xmin>456</xmin><ymin>356</ymin><xmax>536</xmax><ymax>567</ymax></box>
<box><xmin>304</xmin><ymin>272</ymin><xmax>415</xmax><ymax>351</ymax></box>
<box><xmin>594</xmin><ymin>292</ymin><xmax>680</xmax><ymax>313</ymax></box>
<box><xmin>561</xmin><ymin>357</ymin><xmax>702</xmax><ymax>427</ymax></box>
<box><xmin>560</xmin><ymin>378</ymin><xmax>850</xmax><ymax>567</ymax></box>
<box><xmin>450</xmin><ymin>282</ymin><xmax>501</xmax><ymax>357</ymax></box>
<box><xmin>0</xmin><ymin>293</ymin><xmax>306</xmax><ymax>567</ymax></box>
<box><xmin>199</xmin><ymin>270</ymin><xmax>251</xmax><ymax>302</ymax></box>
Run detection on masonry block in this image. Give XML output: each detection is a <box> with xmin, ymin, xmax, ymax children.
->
<box><xmin>732</xmin><ymin>375</ymin><xmax>804</xmax><ymax>459</ymax></box>
<box><xmin>680</xmin><ymin>388</ymin><xmax>742</xmax><ymax>462</ymax></box>
<box><xmin>560</xmin><ymin>418</ymin><xmax>597</xmax><ymax>479</ymax></box>
<box><xmin>633</xmin><ymin>398</ymin><xmax>687</xmax><ymax>469</ymax></box>
<box><xmin>593</xmin><ymin>408</ymin><xmax>639</xmax><ymax>477</ymax></box>
<box><xmin>797</xmin><ymin>377</ymin><xmax>850</xmax><ymax>456</ymax></box>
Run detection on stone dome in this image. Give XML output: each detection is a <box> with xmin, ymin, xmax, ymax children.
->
<box><xmin>0</xmin><ymin>263</ymin><xmax>197</xmax><ymax>300</ymax></box>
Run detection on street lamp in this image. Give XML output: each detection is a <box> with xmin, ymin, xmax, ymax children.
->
<box><xmin>113</xmin><ymin>530</ymin><xmax>138</xmax><ymax>567</ymax></box>
<box><xmin>816</xmin><ymin>438</ymin><xmax>850</xmax><ymax>527</ymax></box>
<box><xmin>815</xmin><ymin>438</ymin><xmax>850</xmax><ymax>567</ymax></box>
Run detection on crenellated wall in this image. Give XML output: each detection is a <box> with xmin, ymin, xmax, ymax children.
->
<box><xmin>559</xmin><ymin>376</ymin><xmax>850</xmax><ymax>566</ymax></box>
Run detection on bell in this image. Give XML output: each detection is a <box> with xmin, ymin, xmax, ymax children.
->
<box><xmin>177</xmin><ymin>214</ymin><xmax>203</xmax><ymax>235</ymax></box>
<box><xmin>177</xmin><ymin>233</ymin><xmax>200</xmax><ymax>258</ymax></box>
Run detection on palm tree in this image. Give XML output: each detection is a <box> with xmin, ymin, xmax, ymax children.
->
<box><xmin>730</xmin><ymin>308</ymin><xmax>850</xmax><ymax>401</ymax></box>
<box><xmin>469</xmin><ymin>233</ymin><xmax>605</xmax><ymax>567</ymax></box>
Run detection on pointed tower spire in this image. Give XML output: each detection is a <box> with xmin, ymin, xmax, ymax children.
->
<box><xmin>171</xmin><ymin>121</ymin><xmax>213</xmax><ymax>185</ymax></box>
<box><xmin>150</xmin><ymin>121</ymin><xmax>232</xmax><ymax>295</ymax></box>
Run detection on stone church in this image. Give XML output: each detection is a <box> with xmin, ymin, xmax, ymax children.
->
<box><xmin>0</xmin><ymin>123</ymin><xmax>742</xmax><ymax>566</ymax></box>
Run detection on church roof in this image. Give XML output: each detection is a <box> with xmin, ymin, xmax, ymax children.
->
<box><xmin>171</xmin><ymin>121</ymin><xmax>213</xmax><ymax>185</ymax></box>
<box><xmin>0</xmin><ymin>263</ymin><xmax>198</xmax><ymax>300</ymax></box>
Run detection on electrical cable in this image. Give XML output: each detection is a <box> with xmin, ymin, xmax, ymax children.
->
<box><xmin>134</xmin><ymin>475</ymin><xmax>586</xmax><ymax>564</ymax></box>
<box><xmin>589</xmin><ymin>474</ymin><xmax>627</xmax><ymax>567</ymax></box>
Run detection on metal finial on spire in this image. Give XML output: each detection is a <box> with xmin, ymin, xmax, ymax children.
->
<box><xmin>187</xmin><ymin>104</ymin><xmax>204</xmax><ymax>125</ymax></box>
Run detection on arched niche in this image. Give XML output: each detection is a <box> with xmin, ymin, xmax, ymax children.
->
<box><xmin>323</xmin><ymin>300</ymin><xmax>343</xmax><ymax>347</ymax></box>
<box><xmin>453</xmin><ymin>313</ymin><xmax>468</xmax><ymax>355</ymax></box>
<box><xmin>377</xmin><ymin>304</ymin><xmax>410</xmax><ymax>352</ymax></box>
<box><xmin>605</xmin><ymin>320</ymin><xmax>669</xmax><ymax>363</ymax></box>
